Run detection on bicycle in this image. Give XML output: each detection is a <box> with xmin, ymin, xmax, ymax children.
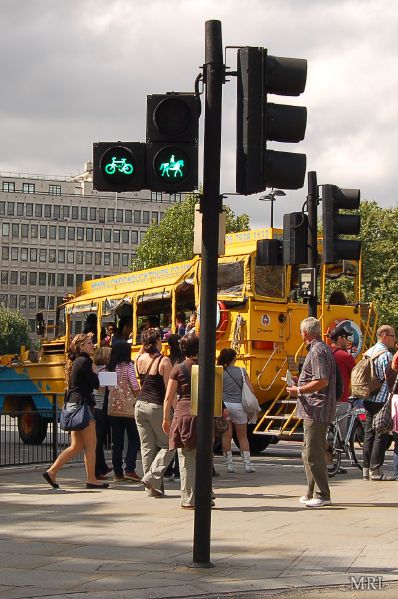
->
<box><xmin>326</xmin><ymin>397</ymin><xmax>365</xmax><ymax>477</ymax></box>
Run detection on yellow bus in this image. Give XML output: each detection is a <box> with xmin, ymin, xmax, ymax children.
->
<box><xmin>0</xmin><ymin>227</ymin><xmax>376</xmax><ymax>449</ymax></box>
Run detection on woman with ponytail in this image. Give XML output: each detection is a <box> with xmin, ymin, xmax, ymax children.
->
<box><xmin>42</xmin><ymin>333</ymin><xmax>109</xmax><ymax>489</ymax></box>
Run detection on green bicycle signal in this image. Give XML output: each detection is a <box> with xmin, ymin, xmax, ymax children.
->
<box><xmin>104</xmin><ymin>156</ymin><xmax>134</xmax><ymax>176</ymax></box>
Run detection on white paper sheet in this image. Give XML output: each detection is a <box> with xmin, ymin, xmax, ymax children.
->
<box><xmin>98</xmin><ymin>371</ymin><xmax>117</xmax><ymax>387</ymax></box>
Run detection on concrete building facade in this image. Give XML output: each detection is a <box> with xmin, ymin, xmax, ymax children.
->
<box><xmin>0</xmin><ymin>162</ymin><xmax>180</xmax><ymax>341</ymax></box>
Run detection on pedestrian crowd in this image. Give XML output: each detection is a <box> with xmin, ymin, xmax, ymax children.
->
<box><xmin>43</xmin><ymin>312</ymin><xmax>398</xmax><ymax>510</ymax></box>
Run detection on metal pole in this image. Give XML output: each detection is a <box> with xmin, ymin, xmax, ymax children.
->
<box><xmin>307</xmin><ymin>171</ymin><xmax>318</xmax><ymax>317</ymax></box>
<box><xmin>191</xmin><ymin>19</ymin><xmax>223</xmax><ymax>568</ymax></box>
<box><xmin>270</xmin><ymin>198</ymin><xmax>274</xmax><ymax>228</ymax></box>
<box><xmin>52</xmin><ymin>394</ymin><xmax>58</xmax><ymax>462</ymax></box>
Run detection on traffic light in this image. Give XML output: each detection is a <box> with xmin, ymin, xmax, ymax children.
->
<box><xmin>93</xmin><ymin>142</ymin><xmax>146</xmax><ymax>192</ymax></box>
<box><xmin>322</xmin><ymin>184</ymin><xmax>361</xmax><ymax>263</ymax></box>
<box><xmin>256</xmin><ymin>239</ymin><xmax>282</xmax><ymax>266</ymax></box>
<box><xmin>283</xmin><ymin>212</ymin><xmax>308</xmax><ymax>265</ymax></box>
<box><xmin>236</xmin><ymin>46</ymin><xmax>307</xmax><ymax>195</ymax></box>
<box><xmin>146</xmin><ymin>92</ymin><xmax>199</xmax><ymax>192</ymax></box>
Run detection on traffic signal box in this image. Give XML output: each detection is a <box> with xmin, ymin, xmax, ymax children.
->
<box><xmin>236</xmin><ymin>46</ymin><xmax>307</xmax><ymax>195</ymax></box>
<box><xmin>93</xmin><ymin>142</ymin><xmax>146</xmax><ymax>192</ymax></box>
<box><xmin>322</xmin><ymin>185</ymin><xmax>361</xmax><ymax>263</ymax></box>
<box><xmin>283</xmin><ymin>212</ymin><xmax>308</xmax><ymax>265</ymax></box>
<box><xmin>146</xmin><ymin>92</ymin><xmax>199</xmax><ymax>192</ymax></box>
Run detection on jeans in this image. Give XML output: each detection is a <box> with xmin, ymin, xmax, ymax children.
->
<box><xmin>109</xmin><ymin>416</ymin><xmax>140</xmax><ymax>476</ymax></box>
<box><xmin>362</xmin><ymin>400</ymin><xmax>390</xmax><ymax>470</ymax></box>
<box><xmin>94</xmin><ymin>408</ymin><xmax>109</xmax><ymax>477</ymax></box>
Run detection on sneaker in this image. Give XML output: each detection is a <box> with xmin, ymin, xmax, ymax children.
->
<box><xmin>244</xmin><ymin>463</ymin><xmax>256</xmax><ymax>473</ymax></box>
<box><xmin>370</xmin><ymin>468</ymin><xmax>395</xmax><ymax>481</ymax></box>
<box><xmin>227</xmin><ymin>463</ymin><xmax>236</xmax><ymax>473</ymax></box>
<box><xmin>299</xmin><ymin>495</ymin><xmax>310</xmax><ymax>504</ymax></box>
<box><xmin>363</xmin><ymin>467</ymin><xmax>370</xmax><ymax>480</ymax></box>
<box><xmin>141</xmin><ymin>480</ymin><xmax>163</xmax><ymax>498</ymax></box>
<box><xmin>306</xmin><ymin>498</ymin><xmax>332</xmax><ymax>508</ymax></box>
<box><xmin>124</xmin><ymin>471</ymin><xmax>141</xmax><ymax>482</ymax></box>
<box><xmin>113</xmin><ymin>475</ymin><xmax>129</xmax><ymax>483</ymax></box>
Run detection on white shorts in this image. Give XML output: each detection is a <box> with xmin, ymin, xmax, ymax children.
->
<box><xmin>223</xmin><ymin>401</ymin><xmax>247</xmax><ymax>425</ymax></box>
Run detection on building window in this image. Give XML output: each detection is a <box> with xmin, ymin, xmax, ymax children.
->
<box><xmin>58</xmin><ymin>250</ymin><xmax>65</xmax><ymax>263</ymax></box>
<box><xmin>7</xmin><ymin>202</ymin><xmax>15</xmax><ymax>216</ymax></box>
<box><xmin>1</xmin><ymin>271</ymin><xmax>9</xmax><ymax>284</ymax></box>
<box><xmin>104</xmin><ymin>252</ymin><xmax>111</xmax><ymax>266</ymax></box>
<box><xmin>159</xmin><ymin>212</ymin><xmax>165</xmax><ymax>221</ymax></box>
<box><xmin>29</xmin><ymin>272</ymin><xmax>37</xmax><ymax>285</ymax></box>
<box><xmin>31</xmin><ymin>224</ymin><xmax>38</xmax><ymax>238</ymax></box>
<box><xmin>0</xmin><ymin>201</ymin><xmax>5</xmax><ymax>215</ymax></box>
<box><xmin>26</xmin><ymin>203</ymin><xmax>33</xmax><ymax>217</ymax></box>
<box><xmin>28</xmin><ymin>319</ymin><xmax>35</xmax><ymax>332</ymax></box>
<box><xmin>48</xmin><ymin>297</ymin><xmax>55</xmax><ymax>310</ymax></box>
<box><xmin>151</xmin><ymin>212</ymin><xmax>159</xmax><ymax>224</ymax></box>
<box><xmin>20</xmin><ymin>272</ymin><xmax>27</xmax><ymax>285</ymax></box>
<box><xmin>57</xmin><ymin>273</ymin><xmax>64</xmax><ymax>287</ymax></box>
<box><xmin>39</xmin><ymin>249</ymin><xmax>47</xmax><ymax>262</ymax></box>
<box><xmin>21</xmin><ymin>248</ymin><xmax>28</xmax><ymax>261</ymax></box>
<box><xmin>21</xmin><ymin>224</ymin><xmax>29</xmax><ymax>238</ymax></box>
<box><xmin>49</xmin><ymin>225</ymin><xmax>56</xmax><ymax>239</ymax></box>
<box><xmin>131</xmin><ymin>230</ymin><xmax>138</xmax><ymax>244</ymax></box>
<box><xmin>134</xmin><ymin>210</ymin><xmax>141</xmax><ymax>224</ymax></box>
<box><xmin>29</xmin><ymin>295</ymin><xmax>36</xmax><ymax>309</ymax></box>
<box><xmin>19</xmin><ymin>295</ymin><xmax>27</xmax><ymax>309</ymax></box>
<box><xmin>67</xmin><ymin>227</ymin><xmax>75</xmax><ymax>241</ymax></box>
<box><xmin>113</xmin><ymin>230</ymin><xmax>120</xmax><ymax>243</ymax></box>
<box><xmin>2</xmin><ymin>181</ymin><xmax>15</xmax><ymax>192</ymax></box>
<box><xmin>90</xmin><ymin>207</ymin><xmax>97</xmax><ymax>221</ymax></box>
<box><xmin>56</xmin><ymin>297</ymin><xmax>64</xmax><ymax>307</ymax></box>
<box><xmin>99</xmin><ymin>207</ymin><xmax>105</xmax><ymax>223</ymax></box>
<box><xmin>2</xmin><ymin>223</ymin><xmax>9</xmax><ymax>236</ymax></box>
<box><xmin>140</xmin><ymin>231</ymin><xmax>146</xmax><ymax>242</ymax></box>
<box><xmin>17</xmin><ymin>202</ymin><xmax>24</xmax><ymax>216</ymax></box>
<box><xmin>2</xmin><ymin>246</ymin><xmax>9</xmax><ymax>260</ymax></box>
<box><xmin>63</xmin><ymin>206</ymin><xmax>70</xmax><ymax>219</ymax></box>
<box><xmin>77</xmin><ymin>227</ymin><xmax>84</xmax><ymax>241</ymax></box>
<box><xmin>107</xmin><ymin>208</ymin><xmax>114</xmax><ymax>223</ymax></box>
<box><xmin>35</xmin><ymin>204</ymin><xmax>42</xmax><ymax>217</ymax></box>
<box><xmin>53</xmin><ymin>205</ymin><xmax>61</xmax><ymax>218</ymax></box>
<box><xmin>67</xmin><ymin>250</ymin><xmax>74</xmax><ymax>263</ymax></box>
<box><xmin>44</xmin><ymin>204</ymin><xmax>52</xmax><ymax>217</ymax></box>
<box><xmin>122</xmin><ymin>253</ymin><xmax>129</xmax><ymax>267</ymax></box>
<box><xmin>48</xmin><ymin>273</ymin><xmax>55</xmax><ymax>286</ymax></box>
<box><xmin>40</xmin><ymin>225</ymin><xmax>47</xmax><ymax>239</ymax></box>
<box><xmin>67</xmin><ymin>274</ymin><xmax>74</xmax><ymax>287</ymax></box>
<box><xmin>72</xmin><ymin>206</ymin><xmax>79</xmax><ymax>220</ymax></box>
<box><xmin>104</xmin><ymin>228</ymin><xmax>111</xmax><ymax>242</ymax></box>
<box><xmin>49</xmin><ymin>184</ymin><xmax>61</xmax><ymax>195</ymax></box>
<box><xmin>121</xmin><ymin>230</ymin><xmax>128</xmax><ymax>243</ymax></box>
<box><xmin>49</xmin><ymin>249</ymin><xmax>56</xmax><ymax>262</ymax></box>
<box><xmin>143</xmin><ymin>211</ymin><xmax>150</xmax><ymax>224</ymax></box>
<box><xmin>95</xmin><ymin>228</ymin><xmax>102</xmax><ymax>242</ymax></box>
<box><xmin>76</xmin><ymin>251</ymin><xmax>83</xmax><ymax>264</ymax></box>
<box><xmin>86</xmin><ymin>228</ymin><xmax>93</xmax><ymax>242</ymax></box>
<box><xmin>85</xmin><ymin>251</ymin><xmax>92</xmax><ymax>265</ymax></box>
<box><xmin>113</xmin><ymin>253</ymin><xmax>120</xmax><ymax>267</ymax></box>
<box><xmin>76</xmin><ymin>274</ymin><xmax>83</xmax><ymax>288</ymax></box>
<box><xmin>95</xmin><ymin>252</ymin><xmax>102</xmax><ymax>265</ymax></box>
<box><xmin>10</xmin><ymin>271</ymin><xmax>18</xmax><ymax>284</ymax></box>
<box><xmin>30</xmin><ymin>248</ymin><xmax>37</xmax><ymax>261</ymax></box>
<box><xmin>116</xmin><ymin>209</ymin><xmax>123</xmax><ymax>223</ymax></box>
<box><xmin>125</xmin><ymin>210</ymin><xmax>132</xmax><ymax>223</ymax></box>
<box><xmin>22</xmin><ymin>183</ymin><xmax>35</xmax><ymax>194</ymax></box>
<box><xmin>11</xmin><ymin>247</ymin><xmax>19</xmax><ymax>261</ymax></box>
<box><xmin>0</xmin><ymin>294</ymin><xmax>8</xmax><ymax>307</ymax></box>
<box><xmin>81</xmin><ymin>206</ymin><xmax>88</xmax><ymax>220</ymax></box>
<box><xmin>10</xmin><ymin>295</ymin><xmax>17</xmax><ymax>309</ymax></box>
<box><xmin>11</xmin><ymin>223</ymin><xmax>19</xmax><ymax>237</ymax></box>
<box><xmin>38</xmin><ymin>296</ymin><xmax>46</xmax><ymax>310</ymax></box>
<box><xmin>58</xmin><ymin>226</ymin><xmax>66</xmax><ymax>240</ymax></box>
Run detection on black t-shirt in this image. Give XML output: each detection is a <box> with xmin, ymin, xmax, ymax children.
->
<box><xmin>68</xmin><ymin>353</ymin><xmax>99</xmax><ymax>406</ymax></box>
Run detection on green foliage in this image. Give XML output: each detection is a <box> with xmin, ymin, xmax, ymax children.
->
<box><xmin>131</xmin><ymin>193</ymin><xmax>250</xmax><ymax>271</ymax></box>
<box><xmin>0</xmin><ymin>306</ymin><xmax>30</xmax><ymax>354</ymax></box>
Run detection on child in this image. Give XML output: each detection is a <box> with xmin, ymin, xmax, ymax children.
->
<box><xmin>93</xmin><ymin>346</ymin><xmax>112</xmax><ymax>479</ymax></box>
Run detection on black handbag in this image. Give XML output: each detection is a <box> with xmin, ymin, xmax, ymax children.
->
<box><xmin>60</xmin><ymin>393</ymin><xmax>91</xmax><ymax>432</ymax></box>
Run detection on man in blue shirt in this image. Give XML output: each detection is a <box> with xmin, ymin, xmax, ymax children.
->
<box><xmin>362</xmin><ymin>324</ymin><xmax>396</xmax><ymax>481</ymax></box>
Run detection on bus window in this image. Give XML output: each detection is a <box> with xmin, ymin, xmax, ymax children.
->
<box><xmin>217</xmin><ymin>260</ymin><xmax>244</xmax><ymax>296</ymax></box>
<box><xmin>55</xmin><ymin>305</ymin><xmax>66</xmax><ymax>338</ymax></box>
<box><xmin>136</xmin><ymin>291</ymin><xmax>172</xmax><ymax>344</ymax></box>
<box><xmin>254</xmin><ymin>264</ymin><xmax>285</xmax><ymax>298</ymax></box>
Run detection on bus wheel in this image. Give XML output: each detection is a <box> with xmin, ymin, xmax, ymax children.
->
<box><xmin>17</xmin><ymin>400</ymin><xmax>48</xmax><ymax>445</ymax></box>
<box><xmin>233</xmin><ymin>425</ymin><xmax>279</xmax><ymax>454</ymax></box>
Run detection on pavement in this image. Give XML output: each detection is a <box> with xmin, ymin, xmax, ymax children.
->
<box><xmin>0</xmin><ymin>443</ymin><xmax>398</xmax><ymax>599</ymax></box>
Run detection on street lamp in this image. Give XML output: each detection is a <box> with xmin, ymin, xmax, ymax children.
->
<box><xmin>259</xmin><ymin>189</ymin><xmax>286</xmax><ymax>228</ymax></box>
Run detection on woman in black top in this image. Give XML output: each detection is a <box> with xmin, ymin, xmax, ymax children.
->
<box><xmin>43</xmin><ymin>333</ymin><xmax>109</xmax><ymax>490</ymax></box>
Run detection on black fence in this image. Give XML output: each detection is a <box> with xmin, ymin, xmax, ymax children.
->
<box><xmin>0</xmin><ymin>398</ymin><xmax>111</xmax><ymax>467</ymax></box>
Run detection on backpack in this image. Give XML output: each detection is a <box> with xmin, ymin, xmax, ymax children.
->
<box><xmin>350</xmin><ymin>349</ymin><xmax>387</xmax><ymax>399</ymax></box>
<box><xmin>332</xmin><ymin>350</ymin><xmax>344</xmax><ymax>401</ymax></box>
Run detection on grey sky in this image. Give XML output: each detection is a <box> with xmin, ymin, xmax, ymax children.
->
<box><xmin>0</xmin><ymin>0</ymin><xmax>397</xmax><ymax>228</ymax></box>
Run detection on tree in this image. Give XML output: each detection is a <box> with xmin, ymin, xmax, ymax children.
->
<box><xmin>131</xmin><ymin>193</ymin><xmax>250</xmax><ymax>271</ymax></box>
<box><xmin>0</xmin><ymin>306</ymin><xmax>30</xmax><ymax>354</ymax></box>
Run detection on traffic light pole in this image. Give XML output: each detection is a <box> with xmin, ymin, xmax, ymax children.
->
<box><xmin>192</xmin><ymin>20</ymin><xmax>223</xmax><ymax>568</ymax></box>
<box><xmin>307</xmin><ymin>171</ymin><xmax>318</xmax><ymax>317</ymax></box>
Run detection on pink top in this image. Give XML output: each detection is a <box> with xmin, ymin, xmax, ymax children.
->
<box><xmin>115</xmin><ymin>362</ymin><xmax>140</xmax><ymax>392</ymax></box>
<box><xmin>391</xmin><ymin>394</ymin><xmax>398</xmax><ymax>433</ymax></box>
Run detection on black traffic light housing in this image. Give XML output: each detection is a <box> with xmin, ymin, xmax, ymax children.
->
<box><xmin>146</xmin><ymin>92</ymin><xmax>200</xmax><ymax>192</ymax></box>
<box><xmin>283</xmin><ymin>212</ymin><xmax>308</xmax><ymax>265</ymax></box>
<box><xmin>256</xmin><ymin>239</ymin><xmax>283</xmax><ymax>266</ymax></box>
<box><xmin>93</xmin><ymin>142</ymin><xmax>146</xmax><ymax>192</ymax></box>
<box><xmin>322</xmin><ymin>185</ymin><xmax>361</xmax><ymax>263</ymax></box>
<box><xmin>236</xmin><ymin>46</ymin><xmax>307</xmax><ymax>195</ymax></box>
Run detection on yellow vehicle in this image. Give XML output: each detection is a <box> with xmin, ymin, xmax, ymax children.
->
<box><xmin>0</xmin><ymin>227</ymin><xmax>376</xmax><ymax>449</ymax></box>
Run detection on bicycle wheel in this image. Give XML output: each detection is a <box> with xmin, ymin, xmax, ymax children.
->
<box><xmin>326</xmin><ymin>424</ymin><xmax>342</xmax><ymax>478</ymax></box>
<box><xmin>348</xmin><ymin>418</ymin><xmax>364</xmax><ymax>471</ymax></box>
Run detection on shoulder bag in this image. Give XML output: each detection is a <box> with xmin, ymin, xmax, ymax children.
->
<box><xmin>108</xmin><ymin>363</ymin><xmax>137</xmax><ymax>418</ymax></box>
<box><xmin>60</xmin><ymin>390</ymin><xmax>91</xmax><ymax>431</ymax></box>
<box><xmin>241</xmin><ymin>368</ymin><xmax>261</xmax><ymax>424</ymax></box>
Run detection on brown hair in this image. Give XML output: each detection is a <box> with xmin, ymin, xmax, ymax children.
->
<box><xmin>93</xmin><ymin>346</ymin><xmax>111</xmax><ymax>367</ymax></box>
<box><xmin>65</xmin><ymin>333</ymin><xmax>92</xmax><ymax>384</ymax></box>
<box><xmin>217</xmin><ymin>348</ymin><xmax>237</xmax><ymax>368</ymax></box>
<box><xmin>142</xmin><ymin>328</ymin><xmax>161</xmax><ymax>354</ymax></box>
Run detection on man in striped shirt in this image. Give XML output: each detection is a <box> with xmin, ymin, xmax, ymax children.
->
<box><xmin>287</xmin><ymin>317</ymin><xmax>336</xmax><ymax>508</ymax></box>
<box><xmin>362</xmin><ymin>324</ymin><xmax>396</xmax><ymax>481</ymax></box>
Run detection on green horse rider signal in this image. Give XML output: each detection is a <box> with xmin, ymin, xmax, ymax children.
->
<box><xmin>154</xmin><ymin>147</ymin><xmax>190</xmax><ymax>182</ymax></box>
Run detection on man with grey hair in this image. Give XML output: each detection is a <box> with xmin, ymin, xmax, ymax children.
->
<box><xmin>287</xmin><ymin>317</ymin><xmax>336</xmax><ymax>508</ymax></box>
<box><xmin>362</xmin><ymin>324</ymin><xmax>396</xmax><ymax>481</ymax></box>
